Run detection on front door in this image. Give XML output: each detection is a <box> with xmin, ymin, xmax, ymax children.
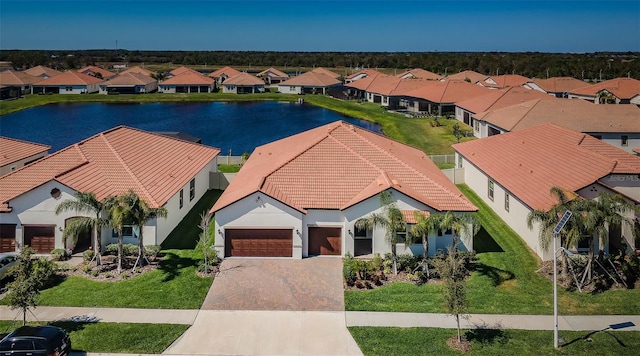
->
<box><xmin>308</xmin><ymin>227</ymin><xmax>341</xmax><ymax>255</ymax></box>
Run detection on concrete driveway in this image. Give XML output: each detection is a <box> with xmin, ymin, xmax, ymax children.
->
<box><xmin>201</xmin><ymin>257</ymin><xmax>344</xmax><ymax>311</ymax></box>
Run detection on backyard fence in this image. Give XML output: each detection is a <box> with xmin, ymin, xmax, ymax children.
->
<box><xmin>428</xmin><ymin>154</ymin><xmax>456</xmax><ymax>165</ymax></box>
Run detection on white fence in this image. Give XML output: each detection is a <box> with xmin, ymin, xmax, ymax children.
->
<box><xmin>428</xmin><ymin>154</ymin><xmax>456</xmax><ymax>166</ymax></box>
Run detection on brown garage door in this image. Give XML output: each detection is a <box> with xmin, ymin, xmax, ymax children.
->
<box><xmin>0</xmin><ymin>224</ymin><xmax>16</xmax><ymax>253</ymax></box>
<box><xmin>225</xmin><ymin>229</ymin><xmax>292</xmax><ymax>257</ymax></box>
<box><xmin>308</xmin><ymin>227</ymin><xmax>341</xmax><ymax>255</ymax></box>
<box><xmin>23</xmin><ymin>225</ymin><xmax>55</xmax><ymax>254</ymax></box>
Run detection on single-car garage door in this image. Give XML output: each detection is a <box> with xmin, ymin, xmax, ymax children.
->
<box><xmin>0</xmin><ymin>224</ymin><xmax>16</xmax><ymax>253</ymax></box>
<box><xmin>23</xmin><ymin>225</ymin><xmax>55</xmax><ymax>254</ymax></box>
<box><xmin>225</xmin><ymin>229</ymin><xmax>292</xmax><ymax>257</ymax></box>
<box><xmin>308</xmin><ymin>227</ymin><xmax>341</xmax><ymax>255</ymax></box>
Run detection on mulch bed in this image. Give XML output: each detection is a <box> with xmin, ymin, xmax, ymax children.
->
<box><xmin>446</xmin><ymin>336</ymin><xmax>471</xmax><ymax>352</ymax></box>
<box><xmin>57</xmin><ymin>255</ymin><xmax>160</xmax><ymax>282</ymax></box>
<box><xmin>344</xmin><ymin>270</ymin><xmax>443</xmax><ymax>290</ymax></box>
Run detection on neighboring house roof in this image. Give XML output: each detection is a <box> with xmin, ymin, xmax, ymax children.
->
<box><xmin>0</xmin><ymin>70</ymin><xmax>43</xmax><ymax>85</ymax></box>
<box><xmin>310</xmin><ymin>67</ymin><xmax>341</xmax><ymax>79</ymax></box>
<box><xmin>211</xmin><ymin>121</ymin><xmax>477</xmax><ymax>214</ymax></box>
<box><xmin>347</xmin><ymin>75</ymin><xmax>430</xmax><ymax>96</ymax></box>
<box><xmin>102</xmin><ymin>73</ymin><xmax>157</xmax><ymax>86</ymax></box>
<box><xmin>473</xmin><ymin>98</ymin><xmax>640</xmax><ymax>133</ymax></box>
<box><xmin>0</xmin><ymin>136</ymin><xmax>50</xmax><ymax>168</ymax></box>
<box><xmin>444</xmin><ymin>70</ymin><xmax>488</xmax><ymax>84</ymax></box>
<box><xmin>169</xmin><ymin>66</ymin><xmax>199</xmax><ymax>77</ymax></box>
<box><xmin>34</xmin><ymin>71</ymin><xmax>104</xmax><ymax>86</ymax></box>
<box><xmin>278</xmin><ymin>71</ymin><xmax>341</xmax><ymax>87</ymax></box>
<box><xmin>208</xmin><ymin>66</ymin><xmax>241</xmax><ymax>79</ymax></box>
<box><xmin>0</xmin><ymin>126</ymin><xmax>220</xmax><ymax>212</ymax></box>
<box><xmin>256</xmin><ymin>67</ymin><xmax>289</xmax><ymax>79</ymax></box>
<box><xmin>120</xmin><ymin>66</ymin><xmax>154</xmax><ymax>77</ymax></box>
<box><xmin>456</xmin><ymin>87</ymin><xmax>554</xmax><ymax>114</ymax></box>
<box><xmin>480</xmin><ymin>74</ymin><xmax>530</xmax><ymax>89</ymax></box>
<box><xmin>160</xmin><ymin>71</ymin><xmax>214</xmax><ymax>85</ymax></box>
<box><xmin>345</xmin><ymin>69</ymin><xmax>383</xmax><ymax>80</ymax></box>
<box><xmin>344</xmin><ymin>73</ymin><xmax>390</xmax><ymax>91</ymax></box>
<box><xmin>453</xmin><ymin>123</ymin><xmax>640</xmax><ymax>211</ymax></box>
<box><xmin>403</xmin><ymin>80</ymin><xmax>491</xmax><ymax>104</ymax></box>
<box><xmin>397</xmin><ymin>68</ymin><xmax>442</xmax><ymax>80</ymax></box>
<box><xmin>526</xmin><ymin>77</ymin><xmax>589</xmax><ymax>93</ymax></box>
<box><xmin>634</xmin><ymin>147</ymin><xmax>640</xmax><ymax>155</ymax></box>
<box><xmin>23</xmin><ymin>65</ymin><xmax>62</xmax><ymax>78</ymax></box>
<box><xmin>568</xmin><ymin>77</ymin><xmax>640</xmax><ymax>100</ymax></box>
<box><xmin>224</xmin><ymin>72</ymin><xmax>265</xmax><ymax>86</ymax></box>
<box><xmin>77</xmin><ymin>66</ymin><xmax>116</xmax><ymax>79</ymax></box>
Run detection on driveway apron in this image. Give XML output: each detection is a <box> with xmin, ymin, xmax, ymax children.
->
<box><xmin>201</xmin><ymin>257</ymin><xmax>344</xmax><ymax>311</ymax></box>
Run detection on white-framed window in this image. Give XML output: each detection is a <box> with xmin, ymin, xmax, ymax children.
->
<box><xmin>504</xmin><ymin>194</ymin><xmax>510</xmax><ymax>212</ymax></box>
<box><xmin>621</xmin><ymin>135</ymin><xmax>629</xmax><ymax>146</ymax></box>
<box><xmin>488</xmin><ymin>180</ymin><xmax>495</xmax><ymax>201</ymax></box>
<box><xmin>474</xmin><ymin>120</ymin><xmax>480</xmax><ymax>131</ymax></box>
<box><xmin>179</xmin><ymin>189</ymin><xmax>184</xmax><ymax>209</ymax></box>
<box><xmin>65</xmin><ymin>86</ymin><xmax>73</xmax><ymax>92</ymax></box>
<box><xmin>189</xmin><ymin>178</ymin><xmax>195</xmax><ymax>201</ymax></box>
<box><xmin>112</xmin><ymin>226</ymin><xmax>138</xmax><ymax>239</ymax></box>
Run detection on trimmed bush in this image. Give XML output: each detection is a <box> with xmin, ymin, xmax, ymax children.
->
<box><xmin>144</xmin><ymin>245</ymin><xmax>161</xmax><ymax>260</ymax></box>
<box><xmin>50</xmin><ymin>248</ymin><xmax>70</xmax><ymax>261</ymax></box>
<box><xmin>83</xmin><ymin>249</ymin><xmax>95</xmax><ymax>262</ymax></box>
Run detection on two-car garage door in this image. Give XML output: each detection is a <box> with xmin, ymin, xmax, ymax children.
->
<box><xmin>225</xmin><ymin>229</ymin><xmax>293</xmax><ymax>257</ymax></box>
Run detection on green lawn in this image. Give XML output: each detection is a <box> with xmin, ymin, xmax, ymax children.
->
<box><xmin>25</xmin><ymin>249</ymin><xmax>212</xmax><ymax>309</ymax></box>
<box><xmin>349</xmin><ymin>327</ymin><xmax>640</xmax><ymax>356</ymax></box>
<box><xmin>0</xmin><ymin>321</ymin><xmax>188</xmax><ymax>354</ymax></box>
<box><xmin>345</xmin><ymin>184</ymin><xmax>640</xmax><ymax>315</ymax></box>
<box><xmin>218</xmin><ymin>164</ymin><xmax>241</xmax><ymax>173</ymax></box>
<box><xmin>162</xmin><ymin>189</ymin><xmax>223</xmax><ymax>249</ymax></box>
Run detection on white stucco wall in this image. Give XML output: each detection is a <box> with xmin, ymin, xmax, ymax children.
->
<box><xmin>595</xmin><ymin>133</ymin><xmax>640</xmax><ymax>154</ymax></box>
<box><xmin>159</xmin><ymin>85</ymin><xmax>176</xmax><ymax>93</ymax></box>
<box><xmin>278</xmin><ymin>85</ymin><xmax>302</xmax><ymax>94</ymax></box>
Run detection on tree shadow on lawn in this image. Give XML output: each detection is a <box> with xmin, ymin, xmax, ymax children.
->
<box><xmin>158</xmin><ymin>251</ymin><xmax>199</xmax><ymax>282</ymax></box>
<box><xmin>465</xmin><ymin>328</ymin><xmax>510</xmax><ymax>346</ymax></box>
<box><xmin>474</xmin><ymin>263</ymin><xmax>515</xmax><ymax>287</ymax></box>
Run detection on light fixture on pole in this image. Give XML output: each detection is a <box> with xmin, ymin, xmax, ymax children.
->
<box><xmin>552</xmin><ymin>210</ymin><xmax>572</xmax><ymax>349</ymax></box>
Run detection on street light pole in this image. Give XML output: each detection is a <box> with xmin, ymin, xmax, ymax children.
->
<box><xmin>552</xmin><ymin>210</ymin><xmax>572</xmax><ymax>349</ymax></box>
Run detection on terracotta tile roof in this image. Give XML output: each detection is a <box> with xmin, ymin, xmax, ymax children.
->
<box><xmin>0</xmin><ymin>70</ymin><xmax>43</xmax><ymax>85</ymax></box>
<box><xmin>473</xmin><ymin>99</ymin><xmax>640</xmax><ymax>133</ymax></box>
<box><xmin>0</xmin><ymin>127</ymin><xmax>220</xmax><ymax>212</ymax></box>
<box><xmin>480</xmin><ymin>74</ymin><xmax>530</xmax><ymax>89</ymax></box>
<box><xmin>278</xmin><ymin>71</ymin><xmax>341</xmax><ymax>87</ymax></box>
<box><xmin>445</xmin><ymin>70</ymin><xmax>488</xmax><ymax>84</ymax></box>
<box><xmin>120</xmin><ymin>66</ymin><xmax>154</xmax><ymax>77</ymax></box>
<box><xmin>456</xmin><ymin>87</ymin><xmax>555</xmax><ymax>114</ymax></box>
<box><xmin>569</xmin><ymin>77</ymin><xmax>640</xmax><ymax>100</ymax></box>
<box><xmin>257</xmin><ymin>67</ymin><xmax>289</xmax><ymax>79</ymax></box>
<box><xmin>453</xmin><ymin>123</ymin><xmax>640</xmax><ymax>211</ymax></box>
<box><xmin>208</xmin><ymin>66</ymin><xmax>241</xmax><ymax>79</ymax></box>
<box><xmin>169</xmin><ymin>66</ymin><xmax>199</xmax><ymax>76</ymax></box>
<box><xmin>633</xmin><ymin>147</ymin><xmax>640</xmax><ymax>154</ymax></box>
<box><xmin>160</xmin><ymin>71</ymin><xmax>214</xmax><ymax>85</ymax></box>
<box><xmin>310</xmin><ymin>67</ymin><xmax>341</xmax><ymax>79</ymax></box>
<box><xmin>348</xmin><ymin>75</ymin><xmax>431</xmax><ymax>96</ymax></box>
<box><xmin>23</xmin><ymin>65</ymin><xmax>61</xmax><ymax>78</ymax></box>
<box><xmin>0</xmin><ymin>136</ymin><xmax>50</xmax><ymax>168</ymax></box>
<box><xmin>211</xmin><ymin>121</ymin><xmax>476</xmax><ymax>214</ymax></box>
<box><xmin>402</xmin><ymin>210</ymin><xmax>430</xmax><ymax>224</ymax></box>
<box><xmin>404</xmin><ymin>80</ymin><xmax>491</xmax><ymax>104</ymax></box>
<box><xmin>346</xmin><ymin>69</ymin><xmax>383</xmax><ymax>80</ymax></box>
<box><xmin>344</xmin><ymin>74</ymin><xmax>390</xmax><ymax>91</ymax></box>
<box><xmin>527</xmin><ymin>77</ymin><xmax>589</xmax><ymax>93</ymax></box>
<box><xmin>223</xmin><ymin>72</ymin><xmax>265</xmax><ymax>86</ymax></box>
<box><xmin>397</xmin><ymin>68</ymin><xmax>442</xmax><ymax>81</ymax></box>
<box><xmin>35</xmin><ymin>71</ymin><xmax>104</xmax><ymax>86</ymax></box>
<box><xmin>77</xmin><ymin>66</ymin><xmax>116</xmax><ymax>79</ymax></box>
<box><xmin>103</xmin><ymin>72</ymin><xmax>157</xmax><ymax>86</ymax></box>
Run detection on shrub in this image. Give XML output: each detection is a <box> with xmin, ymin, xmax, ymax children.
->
<box><xmin>32</xmin><ymin>258</ymin><xmax>58</xmax><ymax>288</ymax></box>
<box><xmin>105</xmin><ymin>243</ymin><xmax>138</xmax><ymax>256</ymax></box>
<box><xmin>371</xmin><ymin>254</ymin><xmax>383</xmax><ymax>271</ymax></box>
<box><xmin>50</xmin><ymin>248</ymin><xmax>70</xmax><ymax>261</ymax></box>
<box><xmin>121</xmin><ymin>272</ymin><xmax>130</xmax><ymax>279</ymax></box>
<box><xmin>397</xmin><ymin>254</ymin><xmax>421</xmax><ymax>272</ymax></box>
<box><xmin>91</xmin><ymin>269</ymin><xmax>99</xmax><ymax>277</ymax></box>
<box><xmin>83</xmin><ymin>249</ymin><xmax>95</xmax><ymax>262</ymax></box>
<box><xmin>144</xmin><ymin>245</ymin><xmax>161</xmax><ymax>260</ymax></box>
<box><xmin>105</xmin><ymin>244</ymin><xmax>118</xmax><ymax>256</ymax></box>
<box><xmin>104</xmin><ymin>272</ymin><xmax>112</xmax><ymax>279</ymax></box>
<box><xmin>82</xmin><ymin>264</ymin><xmax>92</xmax><ymax>274</ymax></box>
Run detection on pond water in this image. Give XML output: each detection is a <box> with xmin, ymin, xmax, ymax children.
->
<box><xmin>0</xmin><ymin>101</ymin><xmax>381</xmax><ymax>153</ymax></box>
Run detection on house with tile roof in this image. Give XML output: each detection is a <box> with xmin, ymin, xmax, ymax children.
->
<box><xmin>397</xmin><ymin>68</ymin><xmax>442</xmax><ymax>81</ymax></box>
<box><xmin>400</xmin><ymin>80</ymin><xmax>491</xmax><ymax>116</ymax></box>
<box><xmin>31</xmin><ymin>71</ymin><xmax>104</xmax><ymax>94</ymax></box>
<box><xmin>567</xmin><ymin>77</ymin><xmax>640</xmax><ymax>105</ymax></box>
<box><xmin>208</xmin><ymin>66</ymin><xmax>242</xmax><ymax>87</ymax></box>
<box><xmin>277</xmin><ymin>71</ymin><xmax>341</xmax><ymax>94</ymax></box>
<box><xmin>167</xmin><ymin>66</ymin><xmax>200</xmax><ymax>78</ymax></box>
<box><xmin>222</xmin><ymin>72</ymin><xmax>265</xmax><ymax>94</ymax></box>
<box><xmin>119</xmin><ymin>66</ymin><xmax>155</xmax><ymax>77</ymax></box>
<box><xmin>345</xmin><ymin>75</ymin><xmax>431</xmax><ymax>108</ymax></box>
<box><xmin>477</xmin><ymin>74</ymin><xmax>530</xmax><ymax>89</ymax></box>
<box><xmin>454</xmin><ymin>87</ymin><xmax>555</xmax><ymax>133</ymax></box>
<box><xmin>23</xmin><ymin>65</ymin><xmax>62</xmax><ymax>79</ymax></box>
<box><xmin>524</xmin><ymin>77</ymin><xmax>590</xmax><ymax>98</ymax></box>
<box><xmin>310</xmin><ymin>67</ymin><xmax>341</xmax><ymax>79</ymax></box>
<box><xmin>345</xmin><ymin>69</ymin><xmax>383</xmax><ymax>83</ymax></box>
<box><xmin>442</xmin><ymin>70</ymin><xmax>488</xmax><ymax>84</ymax></box>
<box><xmin>471</xmin><ymin>99</ymin><xmax>640</xmax><ymax>152</ymax></box>
<box><xmin>77</xmin><ymin>65</ymin><xmax>116</xmax><ymax>80</ymax></box>
<box><xmin>0</xmin><ymin>127</ymin><xmax>220</xmax><ymax>254</ymax></box>
<box><xmin>0</xmin><ymin>137</ymin><xmax>50</xmax><ymax>176</ymax></box>
<box><xmin>0</xmin><ymin>70</ymin><xmax>43</xmax><ymax>95</ymax></box>
<box><xmin>256</xmin><ymin>67</ymin><xmax>290</xmax><ymax>85</ymax></box>
<box><xmin>453</xmin><ymin>123</ymin><xmax>640</xmax><ymax>260</ymax></box>
<box><xmin>210</xmin><ymin>121</ymin><xmax>477</xmax><ymax>259</ymax></box>
<box><xmin>159</xmin><ymin>71</ymin><xmax>215</xmax><ymax>93</ymax></box>
<box><xmin>98</xmin><ymin>72</ymin><xmax>158</xmax><ymax>94</ymax></box>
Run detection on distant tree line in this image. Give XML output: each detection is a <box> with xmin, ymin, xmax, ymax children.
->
<box><xmin>1</xmin><ymin>49</ymin><xmax>638</xmax><ymax>80</ymax></box>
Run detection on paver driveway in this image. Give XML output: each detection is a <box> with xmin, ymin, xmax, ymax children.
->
<box><xmin>201</xmin><ymin>257</ymin><xmax>344</xmax><ymax>311</ymax></box>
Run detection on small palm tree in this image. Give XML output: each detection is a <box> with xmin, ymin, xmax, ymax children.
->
<box><xmin>439</xmin><ymin>211</ymin><xmax>480</xmax><ymax>253</ymax></box>
<box><xmin>107</xmin><ymin>195</ymin><xmax>132</xmax><ymax>274</ymax></box>
<box><xmin>355</xmin><ymin>190</ymin><xmax>405</xmax><ymax>275</ymax></box>
<box><xmin>408</xmin><ymin>211</ymin><xmax>443</xmax><ymax>277</ymax></box>
<box><xmin>55</xmin><ymin>192</ymin><xmax>111</xmax><ymax>266</ymax></box>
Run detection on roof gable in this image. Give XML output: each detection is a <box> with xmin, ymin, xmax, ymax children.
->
<box><xmin>77</xmin><ymin>66</ymin><xmax>116</xmax><ymax>79</ymax></box>
<box><xmin>310</xmin><ymin>67</ymin><xmax>341</xmax><ymax>79</ymax></box>
<box><xmin>120</xmin><ymin>66</ymin><xmax>154</xmax><ymax>77</ymax></box>
<box><xmin>23</xmin><ymin>65</ymin><xmax>61</xmax><ymax>78</ymax></box>
<box><xmin>224</xmin><ymin>72</ymin><xmax>265</xmax><ymax>85</ymax></box>
<box><xmin>209</xmin><ymin>66</ymin><xmax>241</xmax><ymax>78</ymax></box>
<box><xmin>35</xmin><ymin>71</ymin><xmax>104</xmax><ymax>86</ymax></box>
<box><xmin>0</xmin><ymin>137</ymin><xmax>50</xmax><ymax>168</ymax></box>
<box><xmin>0</xmin><ymin>70</ymin><xmax>43</xmax><ymax>85</ymax></box>
<box><xmin>278</xmin><ymin>71</ymin><xmax>340</xmax><ymax>87</ymax></box>
<box><xmin>569</xmin><ymin>77</ymin><xmax>640</xmax><ymax>99</ymax></box>
<box><xmin>257</xmin><ymin>67</ymin><xmax>289</xmax><ymax>78</ymax></box>
<box><xmin>397</xmin><ymin>68</ymin><xmax>442</xmax><ymax>80</ymax></box>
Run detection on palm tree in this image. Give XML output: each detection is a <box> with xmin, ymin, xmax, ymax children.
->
<box><xmin>408</xmin><ymin>211</ymin><xmax>443</xmax><ymax>277</ymax></box>
<box><xmin>117</xmin><ymin>190</ymin><xmax>168</xmax><ymax>270</ymax></box>
<box><xmin>438</xmin><ymin>211</ymin><xmax>480</xmax><ymax>253</ymax></box>
<box><xmin>107</xmin><ymin>194</ymin><xmax>133</xmax><ymax>274</ymax></box>
<box><xmin>355</xmin><ymin>190</ymin><xmax>405</xmax><ymax>275</ymax></box>
<box><xmin>55</xmin><ymin>192</ymin><xmax>111</xmax><ymax>266</ymax></box>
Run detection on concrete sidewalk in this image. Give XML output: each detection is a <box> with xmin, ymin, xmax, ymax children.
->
<box><xmin>0</xmin><ymin>306</ymin><xmax>198</xmax><ymax>325</ymax></box>
<box><xmin>346</xmin><ymin>311</ymin><xmax>640</xmax><ymax>331</ymax></box>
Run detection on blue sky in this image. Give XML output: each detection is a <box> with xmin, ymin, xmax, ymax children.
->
<box><xmin>1</xmin><ymin>0</ymin><xmax>639</xmax><ymax>52</ymax></box>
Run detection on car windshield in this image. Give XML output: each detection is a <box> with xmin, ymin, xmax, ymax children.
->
<box><xmin>0</xmin><ymin>339</ymin><xmax>35</xmax><ymax>350</ymax></box>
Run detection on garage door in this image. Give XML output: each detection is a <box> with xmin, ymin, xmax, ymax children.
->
<box><xmin>23</xmin><ymin>225</ymin><xmax>55</xmax><ymax>254</ymax></box>
<box><xmin>225</xmin><ymin>229</ymin><xmax>292</xmax><ymax>257</ymax></box>
<box><xmin>0</xmin><ymin>224</ymin><xmax>16</xmax><ymax>253</ymax></box>
<box><xmin>308</xmin><ymin>227</ymin><xmax>341</xmax><ymax>255</ymax></box>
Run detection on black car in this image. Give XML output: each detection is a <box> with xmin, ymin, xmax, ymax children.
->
<box><xmin>0</xmin><ymin>326</ymin><xmax>71</xmax><ymax>356</ymax></box>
